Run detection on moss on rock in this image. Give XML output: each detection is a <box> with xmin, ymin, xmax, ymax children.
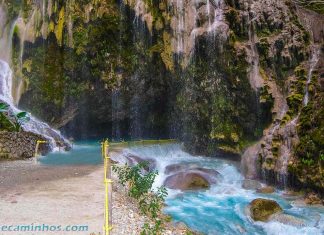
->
<box><xmin>249</xmin><ymin>198</ymin><xmax>283</xmax><ymax>221</ymax></box>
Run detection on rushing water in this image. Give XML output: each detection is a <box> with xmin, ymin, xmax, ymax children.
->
<box><xmin>303</xmin><ymin>45</ymin><xmax>321</xmax><ymax>106</ymax></box>
<box><xmin>40</xmin><ymin>143</ymin><xmax>324</xmax><ymax>235</ymax></box>
<box><xmin>0</xmin><ymin>60</ymin><xmax>69</xmax><ymax>149</ymax></box>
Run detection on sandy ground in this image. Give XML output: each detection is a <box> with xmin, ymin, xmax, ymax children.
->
<box><xmin>0</xmin><ymin>159</ymin><xmax>186</xmax><ymax>235</ymax></box>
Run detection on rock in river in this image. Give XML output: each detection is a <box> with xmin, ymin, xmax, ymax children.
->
<box><xmin>249</xmin><ymin>198</ymin><xmax>283</xmax><ymax>221</ymax></box>
<box><xmin>125</xmin><ymin>154</ymin><xmax>156</xmax><ymax>172</ymax></box>
<box><xmin>165</xmin><ymin>163</ymin><xmax>221</xmax><ymax>184</ymax></box>
<box><xmin>164</xmin><ymin>172</ymin><xmax>210</xmax><ymax>190</ymax></box>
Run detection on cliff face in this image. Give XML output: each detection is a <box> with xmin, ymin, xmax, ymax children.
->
<box><xmin>0</xmin><ymin>0</ymin><xmax>323</xmax><ymax>193</ymax></box>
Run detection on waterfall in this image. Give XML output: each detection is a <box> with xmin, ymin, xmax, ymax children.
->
<box><xmin>0</xmin><ymin>60</ymin><xmax>70</xmax><ymax>149</ymax></box>
<box><xmin>253</xmin><ymin>44</ymin><xmax>321</xmax><ymax>188</ymax></box>
<box><xmin>303</xmin><ymin>45</ymin><xmax>321</xmax><ymax>106</ymax></box>
<box><xmin>0</xmin><ymin>6</ymin><xmax>15</xmax><ymax>64</ymax></box>
<box><xmin>247</xmin><ymin>3</ymin><xmax>263</xmax><ymax>91</ymax></box>
<box><xmin>207</xmin><ymin>0</ymin><xmax>224</xmax><ymax>33</ymax></box>
<box><xmin>0</xmin><ymin>3</ymin><xmax>70</xmax><ymax>150</ymax></box>
<box><xmin>175</xmin><ymin>0</ymin><xmax>185</xmax><ymax>54</ymax></box>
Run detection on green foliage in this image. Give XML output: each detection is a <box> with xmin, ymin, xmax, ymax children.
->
<box><xmin>286</xmin><ymin>93</ymin><xmax>304</xmax><ymax>115</ymax></box>
<box><xmin>113</xmin><ymin>163</ymin><xmax>168</xmax><ymax>235</ymax></box>
<box><xmin>141</xmin><ymin>219</ymin><xmax>164</xmax><ymax>235</ymax></box>
<box><xmin>139</xmin><ymin>187</ymin><xmax>167</xmax><ymax>218</ymax></box>
<box><xmin>113</xmin><ymin>162</ymin><xmax>157</xmax><ymax>199</ymax></box>
<box><xmin>320</xmin><ymin>153</ymin><xmax>324</xmax><ymax>161</ymax></box>
<box><xmin>293</xmin><ymin>0</ymin><xmax>324</xmax><ymax>14</ymax></box>
<box><xmin>20</xmin><ymin>1</ymin><xmax>138</xmax><ymax>126</ymax></box>
<box><xmin>301</xmin><ymin>157</ymin><xmax>314</xmax><ymax>167</ymax></box>
<box><xmin>257</xmin><ymin>38</ymin><xmax>271</xmax><ymax>67</ymax></box>
<box><xmin>176</xmin><ymin>35</ymin><xmax>270</xmax><ymax>155</ymax></box>
<box><xmin>224</xmin><ymin>8</ymin><xmax>246</xmax><ymax>39</ymax></box>
<box><xmin>0</xmin><ymin>103</ymin><xmax>30</xmax><ymax>132</ymax></box>
<box><xmin>289</xmin><ymin>64</ymin><xmax>324</xmax><ymax>191</ymax></box>
<box><xmin>3</xmin><ymin>0</ymin><xmax>33</xmax><ymax>20</ymax></box>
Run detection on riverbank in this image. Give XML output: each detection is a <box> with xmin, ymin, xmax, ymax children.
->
<box><xmin>0</xmin><ymin>159</ymin><xmax>188</xmax><ymax>235</ymax></box>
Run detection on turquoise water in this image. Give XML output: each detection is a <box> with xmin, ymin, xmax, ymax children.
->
<box><xmin>119</xmin><ymin>144</ymin><xmax>324</xmax><ymax>235</ymax></box>
<box><xmin>39</xmin><ymin>141</ymin><xmax>102</xmax><ymax>165</ymax></box>
<box><xmin>40</xmin><ymin>143</ymin><xmax>324</xmax><ymax>235</ymax></box>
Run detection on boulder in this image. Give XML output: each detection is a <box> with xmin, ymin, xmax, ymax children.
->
<box><xmin>164</xmin><ymin>172</ymin><xmax>210</xmax><ymax>190</ymax></box>
<box><xmin>304</xmin><ymin>193</ymin><xmax>322</xmax><ymax>205</ymax></box>
<box><xmin>165</xmin><ymin>163</ymin><xmax>221</xmax><ymax>185</ymax></box>
<box><xmin>125</xmin><ymin>154</ymin><xmax>156</xmax><ymax>172</ymax></box>
<box><xmin>242</xmin><ymin>179</ymin><xmax>262</xmax><ymax>190</ymax></box>
<box><xmin>257</xmin><ymin>186</ymin><xmax>275</xmax><ymax>194</ymax></box>
<box><xmin>249</xmin><ymin>198</ymin><xmax>283</xmax><ymax>221</ymax></box>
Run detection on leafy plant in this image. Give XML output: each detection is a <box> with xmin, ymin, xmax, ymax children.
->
<box><xmin>140</xmin><ymin>220</ymin><xmax>164</xmax><ymax>235</ymax></box>
<box><xmin>320</xmin><ymin>153</ymin><xmax>324</xmax><ymax>161</ymax></box>
<box><xmin>113</xmin><ymin>162</ymin><xmax>168</xmax><ymax>235</ymax></box>
<box><xmin>138</xmin><ymin>186</ymin><xmax>168</xmax><ymax>219</ymax></box>
<box><xmin>113</xmin><ymin>162</ymin><xmax>157</xmax><ymax>199</ymax></box>
<box><xmin>301</xmin><ymin>157</ymin><xmax>314</xmax><ymax>166</ymax></box>
<box><xmin>0</xmin><ymin>102</ymin><xmax>30</xmax><ymax>132</ymax></box>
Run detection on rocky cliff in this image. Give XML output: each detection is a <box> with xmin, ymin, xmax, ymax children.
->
<box><xmin>0</xmin><ymin>0</ymin><xmax>323</xmax><ymax>194</ymax></box>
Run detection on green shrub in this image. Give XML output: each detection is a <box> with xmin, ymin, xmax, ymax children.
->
<box><xmin>0</xmin><ymin>103</ymin><xmax>30</xmax><ymax>132</ymax></box>
<box><xmin>113</xmin><ymin>162</ymin><xmax>168</xmax><ymax>235</ymax></box>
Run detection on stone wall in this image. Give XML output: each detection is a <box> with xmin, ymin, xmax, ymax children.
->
<box><xmin>0</xmin><ymin>131</ymin><xmax>50</xmax><ymax>160</ymax></box>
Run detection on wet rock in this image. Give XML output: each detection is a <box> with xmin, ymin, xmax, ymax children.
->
<box><xmin>304</xmin><ymin>193</ymin><xmax>322</xmax><ymax>205</ymax></box>
<box><xmin>242</xmin><ymin>179</ymin><xmax>262</xmax><ymax>190</ymax></box>
<box><xmin>125</xmin><ymin>154</ymin><xmax>156</xmax><ymax>172</ymax></box>
<box><xmin>190</xmin><ymin>168</ymin><xmax>221</xmax><ymax>184</ymax></box>
<box><xmin>165</xmin><ymin>163</ymin><xmax>221</xmax><ymax>184</ymax></box>
<box><xmin>164</xmin><ymin>172</ymin><xmax>210</xmax><ymax>190</ymax></box>
<box><xmin>241</xmin><ymin>143</ymin><xmax>261</xmax><ymax>179</ymax></box>
<box><xmin>257</xmin><ymin>186</ymin><xmax>275</xmax><ymax>194</ymax></box>
<box><xmin>249</xmin><ymin>198</ymin><xmax>283</xmax><ymax>221</ymax></box>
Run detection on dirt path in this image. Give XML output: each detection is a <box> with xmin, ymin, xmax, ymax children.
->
<box><xmin>0</xmin><ymin>162</ymin><xmax>153</xmax><ymax>235</ymax></box>
<box><xmin>0</xmin><ymin>159</ymin><xmax>189</xmax><ymax>235</ymax></box>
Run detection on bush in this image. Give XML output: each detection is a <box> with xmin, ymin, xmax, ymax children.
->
<box><xmin>113</xmin><ymin>162</ymin><xmax>168</xmax><ymax>234</ymax></box>
<box><xmin>0</xmin><ymin>103</ymin><xmax>30</xmax><ymax>132</ymax></box>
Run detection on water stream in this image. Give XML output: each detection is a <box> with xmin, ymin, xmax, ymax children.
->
<box><xmin>303</xmin><ymin>45</ymin><xmax>321</xmax><ymax>106</ymax></box>
<box><xmin>0</xmin><ymin>60</ymin><xmax>69</xmax><ymax>149</ymax></box>
<box><xmin>39</xmin><ymin>143</ymin><xmax>324</xmax><ymax>235</ymax></box>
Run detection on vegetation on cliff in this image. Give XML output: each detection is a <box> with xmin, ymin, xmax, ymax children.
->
<box><xmin>2</xmin><ymin>0</ymin><xmax>323</xmax><ymax>195</ymax></box>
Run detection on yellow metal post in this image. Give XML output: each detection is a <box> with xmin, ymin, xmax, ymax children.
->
<box><xmin>103</xmin><ymin>139</ymin><xmax>113</xmax><ymax>235</ymax></box>
<box><xmin>34</xmin><ymin>140</ymin><xmax>47</xmax><ymax>159</ymax></box>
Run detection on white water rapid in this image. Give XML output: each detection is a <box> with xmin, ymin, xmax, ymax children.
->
<box><xmin>110</xmin><ymin>143</ymin><xmax>324</xmax><ymax>235</ymax></box>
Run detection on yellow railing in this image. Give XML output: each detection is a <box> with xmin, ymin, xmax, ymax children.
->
<box><xmin>101</xmin><ymin>138</ymin><xmax>176</xmax><ymax>234</ymax></box>
<box><xmin>102</xmin><ymin>140</ymin><xmax>113</xmax><ymax>235</ymax></box>
<box><xmin>34</xmin><ymin>140</ymin><xmax>47</xmax><ymax>159</ymax></box>
<box><xmin>109</xmin><ymin>139</ymin><xmax>177</xmax><ymax>150</ymax></box>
